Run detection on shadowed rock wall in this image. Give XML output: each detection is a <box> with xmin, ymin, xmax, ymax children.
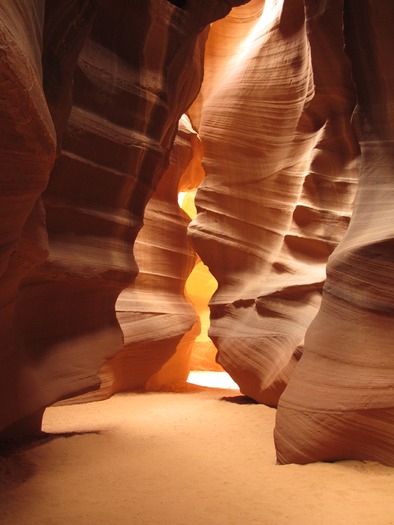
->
<box><xmin>274</xmin><ymin>0</ymin><xmax>394</xmax><ymax>466</ymax></box>
<box><xmin>0</xmin><ymin>0</ymin><xmax>93</xmax><ymax>435</ymax></box>
<box><xmin>110</xmin><ymin>116</ymin><xmax>200</xmax><ymax>394</ymax></box>
<box><xmin>0</xmin><ymin>0</ymin><xmax>249</xmax><ymax>435</ymax></box>
<box><xmin>0</xmin><ymin>0</ymin><xmax>392</xmax><ymax>467</ymax></box>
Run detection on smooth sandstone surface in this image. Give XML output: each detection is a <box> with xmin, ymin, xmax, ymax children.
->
<box><xmin>0</xmin><ymin>0</ymin><xmax>249</xmax><ymax>434</ymax></box>
<box><xmin>1</xmin><ymin>382</ymin><xmax>394</xmax><ymax>525</ymax></box>
<box><xmin>188</xmin><ymin>0</ymin><xmax>359</xmax><ymax>406</ymax></box>
<box><xmin>274</xmin><ymin>0</ymin><xmax>394</xmax><ymax>465</ymax></box>
<box><xmin>109</xmin><ymin>116</ymin><xmax>199</xmax><ymax>394</ymax></box>
<box><xmin>0</xmin><ymin>0</ymin><xmax>66</xmax><ymax>435</ymax></box>
<box><xmin>0</xmin><ymin>0</ymin><xmax>392</xmax><ymax>468</ymax></box>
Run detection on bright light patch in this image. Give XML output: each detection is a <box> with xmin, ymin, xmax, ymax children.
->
<box><xmin>178</xmin><ymin>191</ymin><xmax>187</xmax><ymax>208</ymax></box>
<box><xmin>236</xmin><ymin>0</ymin><xmax>281</xmax><ymax>64</ymax></box>
<box><xmin>187</xmin><ymin>371</ymin><xmax>239</xmax><ymax>390</ymax></box>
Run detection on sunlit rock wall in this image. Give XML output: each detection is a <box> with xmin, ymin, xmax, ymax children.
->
<box><xmin>188</xmin><ymin>0</ymin><xmax>359</xmax><ymax>405</ymax></box>
<box><xmin>179</xmin><ymin>172</ymin><xmax>221</xmax><ymax>372</ymax></box>
<box><xmin>275</xmin><ymin>0</ymin><xmax>394</xmax><ymax>466</ymax></box>
<box><xmin>185</xmin><ymin>259</ymin><xmax>222</xmax><ymax>371</ymax></box>
<box><xmin>0</xmin><ymin>0</ymin><xmax>249</xmax><ymax>435</ymax></box>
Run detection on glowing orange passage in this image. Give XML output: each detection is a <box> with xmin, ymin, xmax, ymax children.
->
<box><xmin>178</xmin><ymin>191</ymin><xmax>222</xmax><ymax>371</ymax></box>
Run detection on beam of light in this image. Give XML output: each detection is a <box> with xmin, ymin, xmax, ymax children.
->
<box><xmin>177</xmin><ymin>191</ymin><xmax>187</xmax><ymax>208</ymax></box>
<box><xmin>231</xmin><ymin>0</ymin><xmax>282</xmax><ymax>67</ymax></box>
<box><xmin>187</xmin><ymin>371</ymin><xmax>240</xmax><ymax>390</ymax></box>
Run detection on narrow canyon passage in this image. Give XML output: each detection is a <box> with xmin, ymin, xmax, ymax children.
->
<box><xmin>1</xmin><ymin>0</ymin><xmax>393</xmax><ymax>470</ymax></box>
<box><xmin>1</xmin><ymin>373</ymin><xmax>393</xmax><ymax>525</ymax></box>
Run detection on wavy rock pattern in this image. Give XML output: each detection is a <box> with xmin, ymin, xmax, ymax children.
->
<box><xmin>108</xmin><ymin>116</ymin><xmax>199</xmax><ymax>394</ymax></box>
<box><xmin>1</xmin><ymin>0</ymin><xmax>392</xmax><ymax>469</ymax></box>
<box><xmin>188</xmin><ymin>0</ymin><xmax>359</xmax><ymax>405</ymax></box>
<box><xmin>0</xmin><ymin>0</ymin><xmax>248</xmax><ymax>434</ymax></box>
<box><xmin>0</xmin><ymin>0</ymin><xmax>81</xmax><ymax>435</ymax></box>
<box><xmin>275</xmin><ymin>0</ymin><xmax>394</xmax><ymax>466</ymax></box>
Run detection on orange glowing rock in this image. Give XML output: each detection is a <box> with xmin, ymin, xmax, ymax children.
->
<box><xmin>109</xmin><ymin>116</ymin><xmax>199</xmax><ymax>393</ymax></box>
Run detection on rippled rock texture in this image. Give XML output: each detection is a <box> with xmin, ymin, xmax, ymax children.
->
<box><xmin>109</xmin><ymin>116</ymin><xmax>200</xmax><ymax>394</ymax></box>
<box><xmin>188</xmin><ymin>0</ymin><xmax>359</xmax><ymax>406</ymax></box>
<box><xmin>0</xmin><ymin>0</ymin><xmax>87</xmax><ymax>435</ymax></box>
<box><xmin>0</xmin><ymin>0</ymin><xmax>248</xmax><ymax>434</ymax></box>
<box><xmin>0</xmin><ymin>0</ymin><xmax>393</xmax><ymax>467</ymax></box>
<box><xmin>274</xmin><ymin>0</ymin><xmax>394</xmax><ymax>466</ymax></box>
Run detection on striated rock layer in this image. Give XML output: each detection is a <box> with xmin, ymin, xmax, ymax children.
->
<box><xmin>188</xmin><ymin>0</ymin><xmax>359</xmax><ymax>405</ymax></box>
<box><xmin>0</xmin><ymin>0</ymin><xmax>87</xmax><ymax>435</ymax></box>
<box><xmin>1</xmin><ymin>0</ymin><xmax>392</xmax><ymax>469</ymax></box>
<box><xmin>275</xmin><ymin>0</ymin><xmax>394</xmax><ymax>466</ymax></box>
<box><xmin>109</xmin><ymin>116</ymin><xmax>200</xmax><ymax>394</ymax></box>
<box><xmin>0</xmin><ymin>0</ymin><xmax>249</xmax><ymax>435</ymax></box>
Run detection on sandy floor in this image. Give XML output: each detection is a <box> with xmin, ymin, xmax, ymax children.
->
<box><xmin>1</xmin><ymin>372</ymin><xmax>394</xmax><ymax>525</ymax></box>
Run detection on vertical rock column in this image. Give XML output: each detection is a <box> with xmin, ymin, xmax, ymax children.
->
<box><xmin>275</xmin><ymin>0</ymin><xmax>394</xmax><ymax>466</ymax></box>
<box><xmin>0</xmin><ymin>1</ymin><xmax>56</xmax><ymax>434</ymax></box>
<box><xmin>188</xmin><ymin>0</ymin><xmax>358</xmax><ymax>405</ymax></box>
<box><xmin>109</xmin><ymin>116</ymin><xmax>200</xmax><ymax>393</ymax></box>
<box><xmin>0</xmin><ymin>0</ymin><xmax>252</xmax><ymax>432</ymax></box>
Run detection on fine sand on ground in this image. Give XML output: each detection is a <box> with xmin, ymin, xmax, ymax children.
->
<box><xmin>1</xmin><ymin>372</ymin><xmax>393</xmax><ymax>525</ymax></box>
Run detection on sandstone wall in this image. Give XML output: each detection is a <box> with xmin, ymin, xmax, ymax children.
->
<box><xmin>0</xmin><ymin>0</ymin><xmax>87</xmax><ymax>435</ymax></box>
<box><xmin>274</xmin><ymin>0</ymin><xmax>394</xmax><ymax>466</ymax></box>
<box><xmin>109</xmin><ymin>116</ymin><xmax>200</xmax><ymax>394</ymax></box>
<box><xmin>0</xmin><ymin>0</ymin><xmax>392</xmax><ymax>467</ymax></box>
<box><xmin>188</xmin><ymin>0</ymin><xmax>359</xmax><ymax>405</ymax></box>
<box><xmin>0</xmin><ymin>0</ymin><xmax>248</xmax><ymax>435</ymax></box>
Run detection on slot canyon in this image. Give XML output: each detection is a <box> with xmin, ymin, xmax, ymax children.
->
<box><xmin>0</xmin><ymin>1</ymin><xmax>394</xmax><ymax>523</ymax></box>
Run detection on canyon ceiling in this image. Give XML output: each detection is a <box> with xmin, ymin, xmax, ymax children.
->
<box><xmin>0</xmin><ymin>0</ymin><xmax>393</xmax><ymax>466</ymax></box>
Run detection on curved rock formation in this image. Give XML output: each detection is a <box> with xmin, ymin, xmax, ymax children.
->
<box><xmin>186</xmin><ymin>259</ymin><xmax>222</xmax><ymax>371</ymax></box>
<box><xmin>0</xmin><ymin>0</ymin><xmax>249</xmax><ymax>435</ymax></box>
<box><xmin>274</xmin><ymin>0</ymin><xmax>394</xmax><ymax>466</ymax></box>
<box><xmin>188</xmin><ymin>0</ymin><xmax>359</xmax><ymax>405</ymax></box>
<box><xmin>1</xmin><ymin>0</ymin><xmax>392</xmax><ymax>469</ymax></box>
<box><xmin>179</xmin><ymin>167</ymin><xmax>221</xmax><ymax>371</ymax></box>
<box><xmin>108</xmin><ymin>116</ymin><xmax>199</xmax><ymax>394</ymax></box>
<box><xmin>0</xmin><ymin>0</ymin><xmax>80</xmax><ymax>435</ymax></box>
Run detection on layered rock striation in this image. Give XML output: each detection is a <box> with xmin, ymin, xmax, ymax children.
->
<box><xmin>274</xmin><ymin>0</ymin><xmax>394</xmax><ymax>466</ymax></box>
<box><xmin>0</xmin><ymin>0</ymin><xmax>393</xmax><ymax>467</ymax></box>
<box><xmin>0</xmin><ymin>0</ymin><xmax>84</xmax><ymax>435</ymax></box>
<box><xmin>109</xmin><ymin>116</ymin><xmax>200</xmax><ymax>394</ymax></box>
<box><xmin>188</xmin><ymin>0</ymin><xmax>359</xmax><ymax>405</ymax></box>
<box><xmin>0</xmin><ymin>0</ymin><xmax>249</xmax><ymax>435</ymax></box>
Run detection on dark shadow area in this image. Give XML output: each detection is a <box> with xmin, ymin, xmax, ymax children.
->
<box><xmin>0</xmin><ymin>430</ymin><xmax>103</xmax><ymax>494</ymax></box>
<box><xmin>0</xmin><ymin>451</ymin><xmax>37</xmax><ymax>493</ymax></box>
<box><xmin>220</xmin><ymin>395</ymin><xmax>258</xmax><ymax>404</ymax></box>
<box><xmin>167</xmin><ymin>0</ymin><xmax>186</xmax><ymax>8</ymax></box>
<box><xmin>0</xmin><ymin>430</ymin><xmax>102</xmax><ymax>458</ymax></box>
